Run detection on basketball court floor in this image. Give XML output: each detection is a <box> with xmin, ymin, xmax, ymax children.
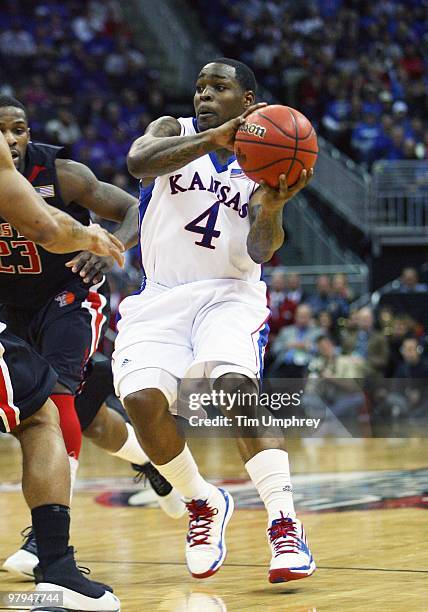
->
<box><xmin>1</xmin><ymin>435</ymin><xmax>427</xmax><ymax>611</ymax></box>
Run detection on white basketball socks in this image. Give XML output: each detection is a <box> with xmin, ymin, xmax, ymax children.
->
<box><xmin>110</xmin><ymin>423</ymin><xmax>150</xmax><ymax>466</ymax></box>
<box><xmin>153</xmin><ymin>444</ymin><xmax>211</xmax><ymax>500</ymax></box>
<box><xmin>245</xmin><ymin>449</ymin><xmax>296</xmax><ymax>521</ymax></box>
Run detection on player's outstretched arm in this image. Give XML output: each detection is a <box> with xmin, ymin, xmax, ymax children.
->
<box><xmin>127</xmin><ymin>104</ymin><xmax>267</xmax><ymax>181</ymax></box>
<box><xmin>41</xmin><ymin>205</ymin><xmax>124</xmax><ymax>266</ymax></box>
<box><xmin>0</xmin><ymin>132</ymin><xmax>60</xmax><ymax>244</ymax></box>
<box><xmin>247</xmin><ymin>170</ymin><xmax>313</xmax><ymax>264</ymax></box>
<box><xmin>0</xmin><ymin>133</ymin><xmax>124</xmax><ymax>266</ymax></box>
<box><xmin>55</xmin><ymin>159</ymin><xmax>138</xmax><ymax>248</ymax></box>
<box><xmin>55</xmin><ymin>159</ymin><xmax>136</xmax><ymax>282</ymax></box>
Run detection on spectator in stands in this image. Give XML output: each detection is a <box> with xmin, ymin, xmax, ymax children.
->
<box><xmin>0</xmin><ymin>19</ymin><xmax>36</xmax><ymax>58</ymax></box>
<box><xmin>385</xmin><ymin>315</ymin><xmax>415</xmax><ymax>377</ymax></box>
<box><xmin>285</xmin><ymin>272</ymin><xmax>306</xmax><ymax>305</ymax></box>
<box><xmin>332</xmin><ymin>273</ymin><xmax>354</xmax><ymax>302</ymax></box>
<box><xmin>270</xmin><ymin>304</ymin><xmax>321</xmax><ymax>378</ymax></box>
<box><xmin>351</xmin><ymin>112</ymin><xmax>384</xmax><ymax>165</ymax></box>
<box><xmin>305</xmin><ymin>275</ymin><xmax>333</xmax><ymax>317</ymax></box>
<box><xmin>45</xmin><ymin>108</ymin><xmax>82</xmax><ymax>147</ymax></box>
<box><xmin>304</xmin><ymin>335</ymin><xmax>366</xmax><ymax>427</ymax></box>
<box><xmin>317</xmin><ymin>310</ymin><xmax>339</xmax><ymax>344</ymax></box>
<box><xmin>342</xmin><ymin>308</ymin><xmax>359</xmax><ymax>334</ymax></box>
<box><xmin>341</xmin><ymin>307</ymin><xmax>389</xmax><ymax>380</ymax></box>
<box><xmin>380</xmin><ymin>337</ymin><xmax>428</xmax><ymax>420</ymax></box>
<box><xmin>308</xmin><ymin>334</ymin><xmax>364</xmax><ymax>380</ymax></box>
<box><xmin>267</xmin><ymin>269</ymin><xmax>297</xmax><ymax>338</ymax></box>
<box><xmin>329</xmin><ymin>275</ymin><xmax>351</xmax><ymax>320</ymax></box>
<box><xmin>193</xmin><ymin>0</ymin><xmax>427</xmax><ymax>167</ymax></box>
<box><xmin>394</xmin><ymin>337</ymin><xmax>428</xmax><ymax>379</ymax></box>
<box><xmin>377</xmin><ymin>305</ymin><xmax>395</xmax><ymax>335</ymax></box>
<box><xmin>397</xmin><ymin>267</ymin><xmax>428</xmax><ymax>293</ymax></box>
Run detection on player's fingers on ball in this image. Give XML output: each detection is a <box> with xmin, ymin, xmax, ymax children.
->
<box><xmin>297</xmin><ymin>169</ymin><xmax>307</xmax><ymax>189</ymax></box>
<box><xmin>306</xmin><ymin>168</ymin><xmax>314</xmax><ymax>184</ymax></box>
<box><xmin>243</xmin><ymin>102</ymin><xmax>266</xmax><ymax>118</ymax></box>
<box><xmin>260</xmin><ymin>180</ymin><xmax>273</xmax><ymax>194</ymax></box>
<box><xmin>279</xmin><ymin>174</ymin><xmax>288</xmax><ymax>193</ymax></box>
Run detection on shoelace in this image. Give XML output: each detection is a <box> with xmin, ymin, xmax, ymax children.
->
<box><xmin>268</xmin><ymin>512</ymin><xmax>300</xmax><ymax>557</ymax></box>
<box><xmin>186</xmin><ymin>499</ymin><xmax>218</xmax><ymax>547</ymax></box>
<box><xmin>132</xmin><ymin>463</ymin><xmax>172</xmax><ymax>496</ymax></box>
<box><xmin>20</xmin><ymin>526</ymin><xmax>34</xmax><ymax>543</ymax></box>
<box><xmin>133</xmin><ymin>469</ymin><xmax>147</xmax><ymax>486</ymax></box>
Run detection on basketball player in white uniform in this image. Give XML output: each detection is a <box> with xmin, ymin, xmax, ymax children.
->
<box><xmin>113</xmin><ymin>58</ymin><xmax>315</xmax><ymax>583</ymax></box>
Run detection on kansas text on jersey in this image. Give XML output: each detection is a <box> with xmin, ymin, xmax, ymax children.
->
<box><xmin>138</xmin><ymin>117</ymin><xmax>261</xmax><ymax>287</ymax></box>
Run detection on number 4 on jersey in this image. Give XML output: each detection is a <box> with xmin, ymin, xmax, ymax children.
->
<box><xmin>184</xmin><ymin>202</ymin><xmax>221</xmax><ymax>250</ymax></box>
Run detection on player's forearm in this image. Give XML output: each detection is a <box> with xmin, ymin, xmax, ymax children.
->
<box><xmin>127</xmin><ymin>131</ymin><xmax>217</xmax><ymax>178</ymax></box>
<box><xmin>247</xmin><ymin>206</ymin><xmax>285</xmax><ymax>264</ymax></box>
<box><xmin>111</xmin><ymin>204</ymin><xmax>139</xmax><ymax>249</ymax></box>
<box><xmin>40</xmin><ymin>205</ymin><xmax>94</xmax><ymax>253</ymax></box>
<box><xmin>0</xmin><ymin>167</ymin><xmax>59</xmax><ymax>244</ymax></box>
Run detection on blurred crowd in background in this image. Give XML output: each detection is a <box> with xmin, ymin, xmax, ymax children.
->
<box><xmin>1</xmin><ymin>0</ymin><xmax>428</xmax><ymax>421</ymax></box>
<box><xmin>266</xmin><ymin>266</ymin><xmax>428</xmax><ymax>376</ymax></box>
<box><xmin>264</xmin><ymin>264</ymin><xmax>428</xmax><ymax>423</ymax></box>
<box><xmin>0</xmin><ymin>0</ymin><xmax>161</xmax><ymax>192</ymax></box>
<box><xmin>194</xmin><ymin>0</ymin><xmax>428</xmax><ymax>167</ymax></box>
<box><xmin>0</xmin><ymin>0</ymin><xmax>164</xmax><ymax>295</ymax></box>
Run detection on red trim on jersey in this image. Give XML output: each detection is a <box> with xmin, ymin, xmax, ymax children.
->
<box><xmin>27</xmin><ymin>165</ymin><xmax>47</xmax><ymax>184</ymax></box>
<box><xmin>0</xmin><ymin>361</ymin><xmax>17</xmax><ymax>430</ymax></box>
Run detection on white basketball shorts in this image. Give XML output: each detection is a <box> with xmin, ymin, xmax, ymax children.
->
<box><xmin>112</xmin><ymin>278</ymin><xmax>270</xmax><ymax>406</ymax></box>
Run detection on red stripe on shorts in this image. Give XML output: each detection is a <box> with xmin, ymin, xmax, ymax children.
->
<box><xmin>0</xmin><ymin>359</ymin><xmax>17</xmax><ymax>430</ymax></box>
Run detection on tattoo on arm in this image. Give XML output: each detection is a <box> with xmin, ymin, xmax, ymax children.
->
<box><xmin>247</xmin><ymin>204</ymin><xmax>285</xmax><ymax>264</ymax></box>
<box><xmin>141</xmin><ymin>136</ymin><xmax>214</xmax><ymax>176</ymax></box>
<box><xmin>128</xmin><ymin>116</ymin><xmax>215</xmax><ymax>179</ymax></box>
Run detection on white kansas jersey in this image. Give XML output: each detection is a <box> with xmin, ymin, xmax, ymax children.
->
<box><xmin>138</xmin><ymin>116</ymin><xmax>261</xmax><ymax>287</ymax></box>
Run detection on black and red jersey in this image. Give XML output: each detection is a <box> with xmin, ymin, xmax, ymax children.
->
<box><xmin>0</xmin><ymin>142</ymin><xmax>91</xmax><ymax>308</ymax></box>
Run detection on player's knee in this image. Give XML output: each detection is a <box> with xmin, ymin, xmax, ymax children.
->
<box><xmin>83</xmin><ymin>404</ymin><xmax>108</xmax><ymax>441</ymax></box>
<box><xmin>14</xmin><ymin>398</ymin><xmax>60</xmax><ymax>436</ymax></box>
<box><xmin>214</xmin><ymin>373</ymin><xmax>258</xmax><ymax>416</ymax></box>
<box><xmin>124</xmin><ymin>388</ymin><xmax>169</xmax><ymax>426</ymax></box>
<box><xmin>215</xmin><ymin>372</ymin><xmax>253</xmax><ymax>392</ymax></box>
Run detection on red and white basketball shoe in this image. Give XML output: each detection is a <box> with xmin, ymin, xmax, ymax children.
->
<box><xmin>185</xmin><ymin>486</ymin><xmax>234</xmax><ymax>579</ymax></box>
<box><xmin>268</xmin><ymin>513</ymin><xmax>316</xmax><ymax>583</ymax></box>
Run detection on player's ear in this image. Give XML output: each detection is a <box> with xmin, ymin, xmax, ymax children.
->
<box><xmin>244</xmin><ymin>91</ymin><xmax>255</xmax><ymax>108</ymax></box>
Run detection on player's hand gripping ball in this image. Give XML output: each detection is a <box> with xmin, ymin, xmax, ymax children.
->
<box><xmin>234</xmin><ymin>104</ymin><xmax>318</xmax><ymax>188</ymax></box>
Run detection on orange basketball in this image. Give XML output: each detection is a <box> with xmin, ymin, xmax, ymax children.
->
<box><xmin>234</xmin><ymin>104</ymin><xmax>318</xmax><ymax>188</ymax></box>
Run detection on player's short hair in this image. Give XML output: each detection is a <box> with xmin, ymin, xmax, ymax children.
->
<box><xmin>210</xmin><ymin>58</ymin><xmax>257</xmax><ymax>94</ymax></box>
<box><xmin>0</xmin><ymin>95</ymin><xmax>27</xmax><ymax>117</ymax></box>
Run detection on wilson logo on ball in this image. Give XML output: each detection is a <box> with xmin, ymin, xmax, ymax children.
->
<box><xmin>234</xmin><ymin>105</ymin><xmax>318</xmax><ymax>188</ymax></box>
<box><xmin>238</xmin><ymin>122</ymin><xmax>266</xmax><ymax>138</ymax></box>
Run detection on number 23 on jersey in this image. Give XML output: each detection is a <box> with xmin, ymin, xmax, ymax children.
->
<box><xmin>0</xmin><ymin>229</ymin><xmax>42</xmax><ymax>274</ymax></box>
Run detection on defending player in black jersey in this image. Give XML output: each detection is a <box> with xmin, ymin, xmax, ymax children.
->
<box><xmin>0</xmin><ymin>96</ymin><xmax>183</xmax><ymax>580</ymax></box>
<box><xmin>0</xmin><ymin>130</ymin><xmax>122</xmax><ymax>611</ymax></box>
